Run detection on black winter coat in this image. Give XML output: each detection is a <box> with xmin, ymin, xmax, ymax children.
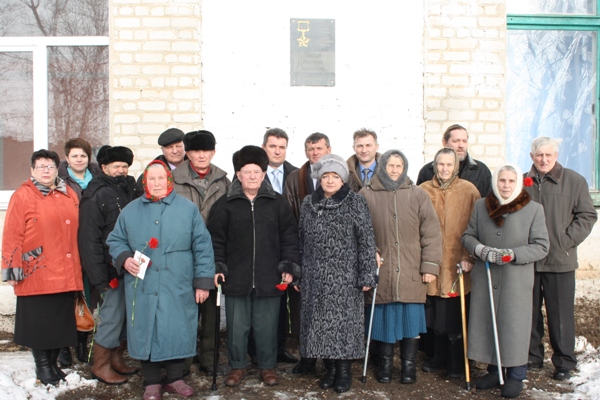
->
<box><xmin>207</xmin><ymin>179</ymin><xmax>300</xmax><ymax>297</ymax></box>
<box><xmin>416</xmin><ymin>153</ymin><xmax>492</xmax><ymax>197</ymax></box>
<box><xmin>78</xmin><ymin>175</ymin><xmax>142</xmax><ymax>290</ymax></box>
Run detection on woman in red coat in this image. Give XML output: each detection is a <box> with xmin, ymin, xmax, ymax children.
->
<box><xmin>1</xmin><ymin>149</ymin><xmax>83</xmax><ymax>385</ymax></box>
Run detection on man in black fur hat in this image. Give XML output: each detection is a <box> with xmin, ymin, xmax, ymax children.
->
<box><xmin>78</xmin><ymin>145</ymin><xmax>142</xmax><ymax>385</ymax></box>
<box><xmin>172</xmin><ymin>130</ymin><xmax>231</xmax><ymax>376</ymax></box>
<box><xmin>207</xmin><ymin>145</ymin><xmax>300</xmax><ymax>387</ymax></box>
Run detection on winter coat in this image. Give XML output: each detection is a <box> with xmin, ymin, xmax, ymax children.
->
<box><xmin>283</xmin><ymin>161</ymin><xmax>314</xmax><ymax>221</ymax></box>
<box><xmin>58</xmin><ymin>160</ymin><xmax>103</xmax><ymax>200</ymax></box>
<box><xmin>78</xmin><ymin>175</ymin><xmax>142</xmax><ymax>290</ymax></box>
<box><xmin>361</xmin><ymin>175</ymin><xmax>442</xmax><ymax>304</ymax></box>
<box><xmin>417</xmin><ymin>153</ymin><xmax>492</xmax><ymax>197</ymax></box>
<box><xmin>172</xmin><ymin>160</ymin><xmax>230</xmax><ymax>221</ymax></box>
<box><xmin>524</xmin><ymin>162</ymin><xmax>597</xmax><ymax>273</ymax></box>
<box><xmin>462</xmin><ymin>195</ymin><xmax>549</xmax><ymax>366</ymax></box>
<box><xmin>420</xmin><ymin>177</ymin><xmax>479</xmax><ymax>297</ymax></box>
<box><xmin>106</xmin><ymin>191</ymin><xmax>215</xmax><ymax>362</ymax></box>
<box><xmin>299</xmin><ymin>184</ymin><xmax>378</xmax><ymax>359</ymax></box>
<box><xmin>1</xmin><ymin>179</ymin><xmax>83</xmax><ymax>296</ymax></box>
<box><xmin>207</xmin><ymin>179</ymin><xmax>300</xmax><ymax>297</ymax></box>
<box><xmin>347</xmin><ymin>153</ymin><xmax>382</xmax><ymax>191</ymax></box>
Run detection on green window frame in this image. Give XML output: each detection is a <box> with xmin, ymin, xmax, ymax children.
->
<box><xmin>507</xmin><ymin>8</ymin><xmax>600</xmax><ymax>205</ymax></box>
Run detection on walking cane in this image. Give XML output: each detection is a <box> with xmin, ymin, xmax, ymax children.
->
<box><xmin>457</xmin><ymin>264</ymin><xmax>471</xmax><ymax>390</ymax></box>
<box><xmin>211</xmin><ymin>278</ymin><xmax>223</xmax><ymax>391</ymax></box>
<box><xmin>485</xmin><ymin>261</ymin><xmax>504</xmax><ymax>386</ymax></box>
<box><xmin>361</xmin><ymin>258</ymin><xmax>381</xmax><ymax>383</ymax></box>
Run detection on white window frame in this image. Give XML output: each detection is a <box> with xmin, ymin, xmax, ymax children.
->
<box><xmin>0</xmin><ymin>36</ymin><xmax>109</xmax><ymax>209</ymax></box>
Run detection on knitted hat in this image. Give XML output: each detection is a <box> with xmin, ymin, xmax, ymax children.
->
<box><xmin>96</xmin><ymin>145</ymin><xmax>134</xmax><ymax>166</ymax></box>
<box><xmin>232</xmin><ymin>145</ymin><xmax>269</xmax><ymax>172</ymax></box>
<box><xmin>158</xmin><ymin>128</ymin><xmax>184</xmax><ymax>147</ymax></box>
<box><xmin>310</xmin><ymin>154</ymin><xmax>349</xmax><ymax>183</ymax></box>
<box><xmin>183</xmin><ymin>130</ymin><xmax>216</xmax><ymax>151</ymax></box>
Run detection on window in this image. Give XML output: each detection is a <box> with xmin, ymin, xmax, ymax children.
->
<box><xmin>507</xmin><ymin>0</ymin><xmax>600</xmax><ymax>204</ymax></box>
<box><xmin>0</xmin><ymin>0</ymin><xmax>109</xmax><ymax>208</ymax></box>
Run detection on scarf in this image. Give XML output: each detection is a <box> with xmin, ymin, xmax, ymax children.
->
<box><xmin>432</xmin><ymin>148</ymin><xmax>460</xmax><ymax>189</ymax></box>
<box><xmin>142</xmin><ymin>160</ymin><xmax>174</xmax><ymax>201</ymax></box>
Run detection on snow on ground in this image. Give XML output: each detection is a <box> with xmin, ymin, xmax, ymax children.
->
<box><xmin>0</xmin><ymin>352</ymin><xmax>96</xmax><ymax>400</ymax></box>
<box><xmin>0</xmin><ymin>338</ymin><xmax>599</xmax><ymax>399</ymax></box>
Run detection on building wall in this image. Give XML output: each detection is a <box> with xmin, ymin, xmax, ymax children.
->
<box><xmin>0</xmin><ymin>1</ymin><xmax>598</xmax><ymax>278</ymax></box>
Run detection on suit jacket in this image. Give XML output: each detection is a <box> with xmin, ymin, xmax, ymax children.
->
<box><xmin>265</xmin><ymin>160</ymin><xmax>298</xmax><ymax>189</ymax></box>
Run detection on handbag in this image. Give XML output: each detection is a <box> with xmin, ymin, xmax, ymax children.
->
<box><xmin>75</xmin><ymin>292</ymin><xmax>95</xmax><ymax>332</ymax></box>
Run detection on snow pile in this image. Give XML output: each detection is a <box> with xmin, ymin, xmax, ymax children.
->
<box><xmin>0</xmin><ymin>352</ymin><xmax>96</xmax><ymax>400</ymax></box>
<box><xmin>563</xmin><ymin>337</ymin><xmax>600</xmax><ymax>400</ymax></box>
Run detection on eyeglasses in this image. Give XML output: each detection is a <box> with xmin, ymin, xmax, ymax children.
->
<box><xmin>34</xmin><ymin>164</ymin><xmax>57</xmax><ymax>171</ymax></box>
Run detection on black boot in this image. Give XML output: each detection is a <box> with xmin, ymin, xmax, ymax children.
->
<box><xmin>369</xmin><ymin>340</ymin><xmax>381</xmax><ymax>366</ymax></box>
<box><xmin>422</xmin><ymin>333</ymin><xmax>447</xmax><ymax>372</ymax></box>
<box><xmin>32</xmin><ymin>349</ymin><xmax>60</xmax><ymax>385</ymax></box>
<box><xmin>48</xmin><ymin>349</ymin><xmax>67</xmax><ymax>380</ymax></box>
<box><xmin>400</xmin><ymin>338</ymin><xmax>419</xmax><ymax>384</ymax></box>
<box><xmin>58</xmin><ymin>346</ymin><xmax>72</xmax><ymax>367</ymax></box>
<box><xmin>334</xmin><ymin>360</ymin><xmax>352</xmax><ymax>393</ymax></box>
<box><xmin>376</xmin><ymin>341</ymin><xmax>394</xmax><ymax>383</ymax></box>
<box><xmin>320</xmin><ymin>359</ymin><xmax>336</xmax><ymax>389</ymax></box>
<box><xmin>447</xmin><ymin>333</ymin><xmax>465</xmax><ymax>379</ymax></box>
<box><xmin>76</xmin><ymin>332</ymin><xmax>89</xmax><ymax>363</ymax></box>
<box><xmin>292</xmin><ymin>357</ymin><xmax>317</xmax><ymax>375</ymax></box>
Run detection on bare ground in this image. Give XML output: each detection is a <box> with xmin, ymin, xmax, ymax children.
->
<box><xmin>1</xmin><ymin>296</ymin><xmax>598</xmax><ymax>400</ymax></box>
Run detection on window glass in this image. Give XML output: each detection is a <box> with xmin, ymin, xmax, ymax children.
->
<box><xmin>506</xmin><ymin>30</ymin><xmax>597</xmax><ymax>189</ymax></box>
<box><xmin>47</xmin><ymin>46</ymin><xmax>109</xmax><ymax>158</ymax></box>
<box><xmin>507</xmin><ymin>0</ymin><xmax>596</xmax><ymax>14</ymax></box>
<box><xmin>0</xmin><ymin>52</ymin><xmax>33</xmax><ymax>190</ymax></box>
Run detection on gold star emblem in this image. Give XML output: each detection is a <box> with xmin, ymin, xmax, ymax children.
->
<box><xmin>297</xmin><ymin>36</ymin><xmax>310</xmax><ymax>47</ymax></box>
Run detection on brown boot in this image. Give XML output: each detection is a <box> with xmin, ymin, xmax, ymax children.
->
<box><xmin>91</xmin><ymin>343</ymin><xmax>128</xmax><ymax>385</ymax></box>
<box><xmin>111</xmin><ymin>341</ymin><xmax>139</xmax><ymax>375</ymax></box>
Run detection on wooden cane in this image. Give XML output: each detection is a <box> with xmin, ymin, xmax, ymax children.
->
<box><xmin>458</xmin><ymin>264</ymin><xmax>471</xmax><ymax>390</ymax></box>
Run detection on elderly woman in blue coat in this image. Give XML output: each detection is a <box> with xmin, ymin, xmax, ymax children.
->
<box><xmin>107</xmin><ymin>160</ymin><xmax>215</xmax><ymax>400</ymax></box>
<box><xmin>462</xmin><ymin>163</ymin><xmax>549</xmax><ymax>399</ymax></box>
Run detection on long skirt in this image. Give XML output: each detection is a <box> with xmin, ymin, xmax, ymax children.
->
<box><xmin>425</xmin><ymin>294</ymin><xmax>470</xmax><ymax>335</ymax></box>
<box><xmin>14</xmin><ymin>291</ymin><xmax>77</xmax><ymax>349</ymax></box>
<box><xmin>367</xmin><ymin>302</ymin><xmax>426</xmax><ymax>343</ymax></box>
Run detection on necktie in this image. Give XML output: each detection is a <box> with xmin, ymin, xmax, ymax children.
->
<box><xmin>362</xmin><ymin>168</ymin><xmax>371</xmax><ymax>186</ymax></box>
<box><xmin>272</xmin><ymin>170</ymin><xmax>282</xmax><ymax>194</ymax></box>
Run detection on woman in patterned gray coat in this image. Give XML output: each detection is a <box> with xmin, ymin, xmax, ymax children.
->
<box><xmin>298</xmin><ymin>154</ymin><xmax>378</xmax><ymax>394</ymax></box>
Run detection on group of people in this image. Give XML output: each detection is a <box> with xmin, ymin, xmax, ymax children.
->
<box><xmin>1</xmin><ymin>124</ymin><xmax>597</xmax><ymax>400</ymax></box>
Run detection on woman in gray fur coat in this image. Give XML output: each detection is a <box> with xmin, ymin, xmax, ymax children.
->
<box><xmin>298</xmin><ymin>154</ymin><xmax>378</xmax><ymax>394</ymax></box>
<box><xmin>462</xmin><ymin>163</ymin><xmax>549</xmax><ymax>399</ymax></box>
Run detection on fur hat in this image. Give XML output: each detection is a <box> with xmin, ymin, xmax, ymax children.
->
<box><xmin>232</xmin><ymin>145</ymin><xmax>269</xmax><ymax>172</ymax></box>
<box><xmin>96</xmin><ymin>145</ymin><xmax>134</xmax><ymax>167</ymax></box>
<box><xmin>183</xmin><ymin>130</ymin><xmax>216</xmax><ymax>151</ymax></box>
<box><xmin>310</xmin><ymin>154</ymin><xmax>349</xmax><ymax>183</ymax></box>
<box><xmin>158</xmin><ymin>128</ymin><xmax>184</xmax><ymax>147</ymax></box>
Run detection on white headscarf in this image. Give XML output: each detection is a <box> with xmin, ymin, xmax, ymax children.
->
<box><xmin>492</xmin><ymin>163</ymin><xmax>523</xmax><ymax>205</ymax></box>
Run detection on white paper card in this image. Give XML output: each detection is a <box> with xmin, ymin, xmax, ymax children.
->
<box><xmin>134</xmin><ymin>251</ymin><xmax>151</xmax><ymax>280</ymax></box>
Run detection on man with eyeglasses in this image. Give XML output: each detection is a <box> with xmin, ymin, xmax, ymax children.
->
<box><xmin>78</xmin><ymin>145</ymin><xmax>142</xmax><ymax>385</ymax></box>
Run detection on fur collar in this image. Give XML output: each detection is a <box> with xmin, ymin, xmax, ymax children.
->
<box><xmin>485</xmin><ymin>190</ymin><xmax>531</xmax><ymax>227</ymax></box>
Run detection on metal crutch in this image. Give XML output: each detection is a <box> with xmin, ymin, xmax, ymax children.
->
<box><xmin>485</xmin><ymin>261</ymin><xmax>504</xmax><ymax>386</ymax></box>
<box><xmin>457</xmin><ymin>263</ymin><xmax>471</xmax><ymax>390</ymax></box>
<box><xmin>211</xmin><ymin>279</ymin><xmax>223</xmax><ymax>391</ymax></box>
<box><xmin>361</xmin><ymin>258</ymin><xmax>381</xmax><ymax>383</ymax></box>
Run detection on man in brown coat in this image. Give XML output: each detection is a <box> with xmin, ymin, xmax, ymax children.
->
<box><xmin>172</xmin><ymin>130</ymin><xmax>231</xmax><ymax>375</ymax></box>
<box><xmin>525</xmin><ymin>137</ymin><xmax>597</xmax><ymax>381</ymax></box>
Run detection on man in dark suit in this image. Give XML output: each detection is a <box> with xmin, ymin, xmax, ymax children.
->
<box><xmin>247</xmin><ymin>128</ymin><xmax>299</xmax><ymax>365</ymax></box>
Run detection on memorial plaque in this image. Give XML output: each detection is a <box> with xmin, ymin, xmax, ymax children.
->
<box><xmin>290</xmin><ymin>19</ymin><xmax>335</xmax><ymax>86</ymax></box>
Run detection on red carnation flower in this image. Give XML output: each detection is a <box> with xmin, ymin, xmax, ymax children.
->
<box><xmin>524</xmin><ymin>177</ymin><xmax>533</xmax><ymax>187</ymax></box>
<box><xmin>447</xmin><ymin>291</ymin><xmax>459</xmax><ymax>298</ymax></box>
<box><xmin>501</xmin><ymin>255</ymin><xmax>512</xmax><ymax>263</ymax></box>
<box><xmin>109</xmin><ymin>278</ymin><xmax>119</xmax><ymax>289</ymax></box>
<box><xmin>276</xmin><ymin>283</ymin><xmax>288</xmax><ymax>291</ymax></box>
<box><xmin>148</xmin><ymin>238</ymin><xmax>159</xmax><ymax>249</ymax></box>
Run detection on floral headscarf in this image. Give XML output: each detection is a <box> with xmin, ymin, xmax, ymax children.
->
<box><xmin>142</xmin><ymin>160</ymin><xmax>174</xmax><ymax>201</ymax></box>
<box><xmin>432</xmin><ymin>147</ymin><xmax>460</xmax><ymax>189</ymax></box>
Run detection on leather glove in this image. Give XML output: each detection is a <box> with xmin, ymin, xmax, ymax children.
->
<box><xmin>487</xmin><ymin>248</ymin><xmax>515</xmax><ymax>265</ymax></box>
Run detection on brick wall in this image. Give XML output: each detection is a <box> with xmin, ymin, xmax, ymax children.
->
<box><xmin>424</xmin><ymin>0</ymin><xmax>507</xmax><ymax>169</ymax></box>
<box><xmin>110</xmin><ymin>0</ymin><xmax>203</xmax><ymax>174</ymax></box>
